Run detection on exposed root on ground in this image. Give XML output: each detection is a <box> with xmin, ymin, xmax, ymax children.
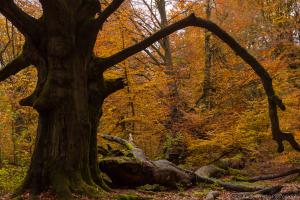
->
<box><xmin>238</xmin><ymin>168</ymin><xmax>300</xmax><ymax>182</ymax></box>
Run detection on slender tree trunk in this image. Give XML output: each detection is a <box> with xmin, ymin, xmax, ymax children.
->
<box><xmin>11</xmin><ymin>118</ymin><xmax>16</xmax><ymax>164</ymax></box>
<box><xmin>124</xmin><ymin>64</ymin><xmax>136</xmax><ymax>137</ymax></box>
<box><xmin>10</xmin><ymin>108</ymin><xmax>26</xmax><ymax>166</ymax></box>
<box><xmin>156</xmin><ymin>0</ymin><xmax>178</xmax><ymax>105</ymax></box>
<box><xmin>121</xmin><ymin>30</ymin><xmax>135</xmax><ymax>138</ymax></box>
<box><xmin>156</xmin><ymin>0</ymin><xmax>178</xmax><ymax>127</ymax></box>
<box><xmin>156</xmin><ymin>0</ymin><xmax>186</xmax><ymax>164</ymax></box>
<box><xmin>196</xmin><ymin>0</ymin><xmax>214</xmax><ymax>109</ymax></box>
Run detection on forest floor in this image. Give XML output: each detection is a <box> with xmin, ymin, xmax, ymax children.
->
<box><xmin>2</xmin><ymin>182</ymin><xmax>300</xmax><ymax>200</ymax></box>
<box><xmin>1</xmin><ymin>142</ymin><xmax>300</xmax><ymax>199</ymax></box>
<box><xmin>1</xmin><ymin>163</ymin><xmax>300</xmax><ymax>200</ymax></box>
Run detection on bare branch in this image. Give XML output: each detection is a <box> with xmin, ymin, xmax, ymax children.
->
<box><xmin>85</xmin><ymin>0</ymin><xmax>126</xmax><ymax>46</ymax></box>
<box><xmin>129</xmin><ymin>17</ymin><xmax>165</xmax><ymax>59</ymax></box>
<box><xmin>100</xmin><ymin>14</ymin><xmax>193</xmax><ymax>68</ymax></box>
<box><xmin>140</xmin><ymin>0</ymin><xmax>162</xmax><ymax>28</ymax></box>
<box><xmin>0</xmin><ymin>53</ymin><xmax>30</xmax><ymax>82</ymax></box>
<box><xmin>132</xmin><ymin>38</ymin><xmax>162</xmax><ymax>65</ymax></box>
<box><xmin>131</xmin><ymin>11</ymin><xmax>160</xmax><ymax>37</ymax></box>
<box><xmin>99</xmin><ymin>13</ymin><xmax>300</xmax><ymax>152</ymax></box>
<box><xmin>0</xmin><ymin>0</ymin><xmax>39</xmax><ymax>37</ymax></box>
<box><xmin>130</xmin><ymin>1</ymin><xmax>161</xmax><ymax>30</ymax></box>
<box><xmin>96</xmin><ymin>0</ymin><xmax>125</xmax><ymax>27</ymax></box>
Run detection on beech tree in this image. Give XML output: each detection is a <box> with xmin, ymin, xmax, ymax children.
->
<box><xmin>195</xmin><ymin>0</ymin><xmax>214</xmax><ymax>109</ymax></box>
<box><xmin>0</xmin><ymin>0</ymin><xmax>299</xmax><ymax>199</ymax></box>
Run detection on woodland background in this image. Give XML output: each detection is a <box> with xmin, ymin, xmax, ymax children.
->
<box><xmin>0</xmin><ymin>0</ymin><xmax>299</xmax><ymax>197</ymax></box>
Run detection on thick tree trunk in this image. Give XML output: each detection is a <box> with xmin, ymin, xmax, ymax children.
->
<box><xmin>17</xmin><ymin>53</ymin><xmax>125</xmax><ymax>198</ymax></box>
<box><xmin>22</xmin><ymin>113</ymin><xmax>93</xmax><ymax>196</ymax></box>
<box><xmin>18</xmin><ymin>55</ymin><xmax>106</xmax><ymax>199</ymax></box>
<box><xmin>0</xmin><ymin>1</ymin><xmax>125</xmax><ymax>198</ymax></box>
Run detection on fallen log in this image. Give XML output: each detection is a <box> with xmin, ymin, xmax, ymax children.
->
<box><xmin>99</xmin><ymin>157</ymin><xmax>193</xmax><ymax>188</ymax></box>
<box><xmin>100</xmin><ymin>134</ymin><xmax>193</xmax><ymax>188</ymax></box>
<box><xmin>102</xmin><ymin>134</ymin><xmax>148</xmax><ymax>162</ymax></box>
<box><xmin>100</xmin><ymin>134</ymin><xmax>282</xmax><ymax>194</ymax></box>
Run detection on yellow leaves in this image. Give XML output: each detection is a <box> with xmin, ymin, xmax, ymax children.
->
<box><xmin>94</xmin><ymin>1</ymin><xmax>135</xmax><ymax>58</ymax></box>
<box><xmin>273</xmin><ymin>16</ymin><xmax>287</xmax><ymax>25</ymax></box>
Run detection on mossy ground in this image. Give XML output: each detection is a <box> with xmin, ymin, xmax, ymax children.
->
<box><xmin>0</xmin><ymin>163</ymin><xmax>27</xmax><ymax>196</ymax></box>
<box><xmin>2</xmin><ymin>148</ymin><xmax>300</xmax><ymax>200</ymax></box>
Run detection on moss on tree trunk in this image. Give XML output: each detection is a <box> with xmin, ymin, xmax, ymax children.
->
<box><xmin>15</xmin><ymin>56</ymin><xmax>108</xmax><ymax>199</ymax></box>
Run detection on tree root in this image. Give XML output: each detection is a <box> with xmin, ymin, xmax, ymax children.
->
<box><xmin>237</xmin><ymin>168</ymin><xmax>300</xmax><ymax>182</ymax></box>
<box><xmin>281</xmin><ymin>189</ymin><xmax>300</xmax><ymax>196</ymax></box>
<box><xmin>13</xmin><ymin>169</ymin><xmax>107</xmax><ymax>200</ymax></box>
<box><xmin>52</xmin><ymin>171</ymin><xmax>107</xmax><ymax>200</ymax></box>
<box><xmin>254</xmin><ymin>185</ymin><xmax>284</xmax><ymax>195</ymax></box>
<box><xmin>194</xmin><ymin>175</ymin><xmax>282</xmax><ymax>194</ymax></box>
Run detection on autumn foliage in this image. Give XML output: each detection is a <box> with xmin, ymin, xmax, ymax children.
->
<box><xmin>0</xmin><ymin>0</ymin><xmax>299</xmax><ymax>198</ymax></box>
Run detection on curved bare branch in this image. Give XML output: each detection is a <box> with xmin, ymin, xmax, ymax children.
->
<box><xmin>98</xmin><ymin>13</ymin><xmax>300</xmax><ymax>152</ymax></box>
<box><xmin>0</xmin><ymin>0</ymin><xmax>39</xmax><ymax>37</ymax></box>
<box><xmin>85</xmin><ymin>0</ymin><xmax>126</xmax><ymax>52</ymax></box>
<box><xmin>0</xmin><ymin>53</ymin><xmax>31</xmax><ymax>82</ymax></box>
<box><xmin>96</xmin><ymin>0</ymin><xmax>125</xmax><ymax>28</ymax></box>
